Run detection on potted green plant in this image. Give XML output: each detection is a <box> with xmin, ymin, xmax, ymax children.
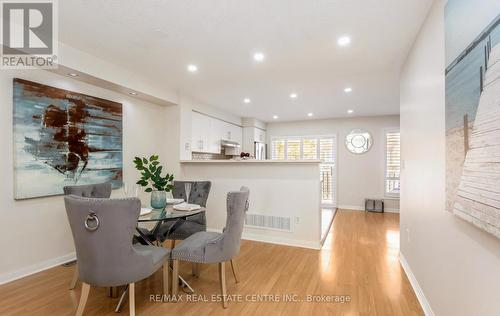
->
<box><xmin>133</xmin><ymin>155</ymin><xmax>174</xmax><ymax>209</ymax></box>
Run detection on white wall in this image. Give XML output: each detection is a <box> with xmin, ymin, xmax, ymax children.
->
<box><xmin>181</xmin><ymin>161</ymin><xmax>322</xmax><ymax>249</ymax></box>
<box><xmin>400</xmin><ymin>1</ymin><xmax>500</xmax><ymax>315</ymax></box>
<box><xmin>266</xmin><ymin>115</ymin><xmax>400</xmax><ymax>211</ymax></box>
<box><xmin>0</xmin><ymin>69</ymin><xmax>176</xmax><ymax>284</ymax></box>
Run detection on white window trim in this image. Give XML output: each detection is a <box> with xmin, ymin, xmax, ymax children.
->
<box><xmin>384</xmin><ymin>128</ymin><xmax>401</xmax><ymax>199</ymax></box>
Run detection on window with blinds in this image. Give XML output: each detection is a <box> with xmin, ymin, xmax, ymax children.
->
<box><xmin>319</xmin><ymin>138</ymin><xmax>335</xmax><ymax>162</ymax></box>
<box><xmin>286</xmin><ymin>139</ymin><xmax>301</xmax><ymax>160</ymax></box>
<box><xmin>303</xmin><ymin>139</ymin><xmax>318</xmax><ymax>160</ymax></box>
<box><xmin>271</xmin><ymin>136</ymin><xmax>335</xmax><ymax>161</ymax></box>
<box><xmin>385</xmin><ymin>130</ymin><xmax>401</xmax><ymax>197</ymax></box>
<box><xmin>271</xmin><ymin>139</ymin><xmax>285</xmax><ymax>160</ymax></box>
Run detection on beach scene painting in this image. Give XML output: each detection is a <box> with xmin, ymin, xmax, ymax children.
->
<box><xmin>13</xmin><ymin>79</ymin><xmax>123</xmax><ymax>199</ymax></box>
<box><xmin>445</xmin><ymin>0</ymin><xmax>500</xmax><ymax>238</ymax></box>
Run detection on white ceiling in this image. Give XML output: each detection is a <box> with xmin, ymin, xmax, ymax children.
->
<box><xmin>59</xmin><ymin>0</ymin><xmax>433</xmax><ymax>122</ymax></box>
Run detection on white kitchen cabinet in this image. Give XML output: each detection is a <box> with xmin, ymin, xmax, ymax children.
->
<box><xmin>254</xmin><ymin>128</ymin><xmax>266</xmax><ymax>143</ymax></box>
<box><xmin>208</xmin><ymin>118</ymin><xmax>224</xmax><ymax>154</ymax></box>
<box><xmin>191</xmin><ymin>111</ymin><xmax>210</xmax><ymax>153</ymax></box>
<box><xmin>218</xmin><ymin>120</ymin><xmax>242</xmax><ymax>143</ymax></box>
<box><xmin>229</xmin><ymin>124</ymin><xmax>243</xmax><ymax>144</ymax></box>
<box><xmin>191</xmin><ymin>111</ymin><xmax>242</xmax><ymax>154</ymax></box>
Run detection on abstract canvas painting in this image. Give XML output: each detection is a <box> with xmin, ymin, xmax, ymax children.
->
<box><xmin>13</xmin><ymin>78</ymin><xmax>123</xmax><ymax>199</ymax></box>
<box><xmin>445</xmin><ymin>1</ymin><xmax>500</xmax><ymax>238</ymax></box>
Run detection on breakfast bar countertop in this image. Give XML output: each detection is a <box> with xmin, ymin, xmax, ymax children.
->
<box><xmin>180</xmin><ymin>159</ymin><xmax>322</xmax><ymax>164</ymax></box>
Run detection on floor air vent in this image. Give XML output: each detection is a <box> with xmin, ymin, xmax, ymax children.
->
<box><xmin>245</xmin><ymin>213</ymin><xmax>291</xmax><ymax>232</ymax></box>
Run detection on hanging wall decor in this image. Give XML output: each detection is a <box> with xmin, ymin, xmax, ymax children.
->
<box><xmin>445</xmin><ymin>1</ymin><xmax>500</xmax><ymax>238</ymax></box>
<box><xmin>13</xmin><ymin>78</ymin><xmax>123</xmax><ymax>199</ymax></box>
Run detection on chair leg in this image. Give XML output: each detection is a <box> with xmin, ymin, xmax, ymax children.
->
<box><xmin>162</xmin><ymin>261</ymin><xmax>169</xmax><ymax>298</ymax></box>
<box><xmin>192</xmin><ymin>263</ymin><xmax>200</xmax><ymax>278</ymax></box>
<box><xmin>75</xmin><ymin>282</ymin><xmax>90</xmax><ymax>316</ymax></box>
<box><xmin>172</xmin><ymin>260</ymin><xmax>179</xmax><ymax>297</ymax></box>
<box><xmin>107</xmin><ymin>286</ymin><xmax>118</xmax><ymax>298</ymax></box>
<box><xmin>129</xmin><ymin>283</ymin><xmax>135</xmax><ymax>316</ymax></box>
<box><xmin>69</xmin><ymin>265</ymin><xmax>79</xmax><ymax>290</ymax></box>
<box><xmin>218</xmin><ymin>262</ymin><xmax>228</xmax><ymax>309</ymax></box>
<box><xmin>230</xmin><ymin>259</ymin><xmax>239</xmax><ymax>283</ymax></box>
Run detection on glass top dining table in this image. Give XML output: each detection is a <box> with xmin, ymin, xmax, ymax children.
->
<box><xmin>137</xmin><ymin>205</ymin><xmax>205</xmax><ymax>222</ymax></box>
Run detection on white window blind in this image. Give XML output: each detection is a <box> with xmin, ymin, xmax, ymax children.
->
<box><xmin>303</xmin><ymin>138</ymin><xmax>318</xmax><ymax>160</ymax></box>
<box><xmin>286</xmin><ymin>139</ymin><xmax>301</xmax><ymax>160</ymax></box>
<box><xmin>385</xmin><ymin>130</ymin><xmax>401</xmax><ymax>197</ymax></box>
<box><xmin>271</xmin><ymin>136</ymin><xmax>335</xmax><ymax>161</ymax></box>
<box><xmin>319</xmin><ymin>138</ymin><xmax>335</xmax><ymax>163</ymax></box>
<box><xmin>271</xmin><ymin>139</ymin><xmax>285</xmax><ymax>160</ymax></box>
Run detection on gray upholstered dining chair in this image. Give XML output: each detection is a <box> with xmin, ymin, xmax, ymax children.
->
<box><xmin>63</xmin><ymin>182</ymin><xmax>112</xmax><ymax>199</ymax></box>
<box><xmin>171</xmin><ymin>187</ymin><xmax>249</xmax><ymax>308</ymax></box>
<box><xmin>159</xmin><ymin>181</ymin><xmax>211</xmax><ymax>241</ymax></box>
<box><xmin>63</xmin><ymin>183</ymin><xmax>112</xmax><ymax>290</ymax></box>
<box><xmin>64</xmin><ymin>195</ymin><xmax>170</xmax><ymax>316</ymax></box>
<box><xmin>137</xmin><ymin>181</ymin><xmax>211</xmax><ymax>245</ymax></box>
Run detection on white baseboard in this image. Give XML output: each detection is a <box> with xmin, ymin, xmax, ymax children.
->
<box><xmin>337</xmin><ymin>205</ymin><xmax>399</xmax><ymax>213</ymax></box>
<box><xmin>399</xmin><ymin>252</ymin><xmax>434</xmax><ymax>316</ymax></box>
<box><xmin>0</xmin><ymin>252</ymin><xmax>76</xmax><ymax>286</ymax></box>
<box><xmin>385</xmin><ymin>208</ymin><xmax>400</xmax><ymax>213</ymax></box>
<box><xmin>337</xmin><ymin>204</ymin><xmax>364</xmax><ymax>211</ymax></box>
<box><xmin>207</xmin><ymin>228</ymin><xmax>322</xmax><ymax>250</ymax></box>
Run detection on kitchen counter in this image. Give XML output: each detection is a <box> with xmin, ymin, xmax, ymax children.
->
<box><xmin>180</xmin><ymin>159</ymin><xmax>322</xmax><ymax>164</ymax></box>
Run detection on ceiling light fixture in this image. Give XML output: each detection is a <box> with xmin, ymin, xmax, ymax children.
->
<box><xmin>337</xmin><ymin>36</ymin><xmax>351</xmax><ymax>47</ymax></box>
<box><xmin>347</xmin><ymin>109</ymin><xmax>354</xmax><ymax>114</ymax></box>
<box><xmin>68</xmin><ymin>73</ymin><xmax>78</xmax><ymax>77</ymax></box>
<box><xmin>253</xmin><ymin>52</ymin><xmax>265</xmax><ymax>62</ymax></box>
<box><xmin>290</xmin><ymin>93</ymin><xmax>298</xmax><ymax>99</ymax></box>
<box><xmin>243</xmin><ymin>98</ymin><xmax>251</xmax><ymax>104</ymax></box>
<box><xmin>129</xmin><ymin>92</ymin><xmax>138</xmax><ymax>96</ymax></box>
<box><xmin>307</xmin><ymin>112</ymin><xmax>314</xmax><ymax>117</ymax></box>
<box><xmin>344</xmin><ymin>87</ymin><xmax>353</xmax><ymax>93</ymax></box>
<box><xmin>272</xmin><ymin>115</ymin><xmax>279</xmax><ymax>119</ymax></box>
<box><xmin>187</xmin><ymin>64</ymin><xmax>198</xmax><ymax>72</ymax></box>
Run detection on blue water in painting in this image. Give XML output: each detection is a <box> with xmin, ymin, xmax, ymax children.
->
<box><xmin>446</xmin><ymin>18</ymin><xmax>500</xmax><ymax>130</ymax></box>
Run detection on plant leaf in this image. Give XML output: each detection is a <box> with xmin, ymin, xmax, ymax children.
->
<box><xmin>145</xmin><ymin>188</ymin><xmax>153</xmax><ymax>193</ymax></box>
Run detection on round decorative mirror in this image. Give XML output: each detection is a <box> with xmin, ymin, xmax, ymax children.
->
<box><xmin>345</xmin><ymin>129</ymin><xmax>373</xmax><ymax>154</ymax></box>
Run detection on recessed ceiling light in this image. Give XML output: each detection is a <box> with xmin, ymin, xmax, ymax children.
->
<box><xmin>68</xmin><ymin>73</ymin><xmax>78</xmax><ymax>77</ymax></box>
<box><xmin>272</xmin><ymin>115</ymin><xmax>279</xmax><ymax>119</ymax></box>
<box><xmin>129</xmin><ymin>92</ymin><xmax>138</xmax><ymax>96</ymax></box>
<box><xmin>253</xmin><ymin>52</ymin><xmax>265</xmax><ymax>62</ymax></box>
<box><xmin>290</xmin><ymin>93</ymin><xmax>298</xmax><ymax>99</ymax></box>
<box><xmin>347</xmin><ymin>109</ymin><xmax>354</xmax><ymax>114</ymax></box>
<box><xmin>243</xmin><ymin>98</ymin><xmax>251</xmax><ymax>104</ymax></box>
<box><xmin>344</xmin><ymin>87</ymin><xmax>353</xmax><ymax>93</ymax></box>
<box><xmin>337</xmin><ymin>36</ymin><xmax>351</xmax><ymax>47</ymax></box>
<box><xmin>307</xmin><ymin>112</ymin><xmax>314</xmax><ymax>117</ymax></box>
<box><xmin>187</xmin><ymin>64</ymin><xmax>198</xmax><ymax>72</ymax></box>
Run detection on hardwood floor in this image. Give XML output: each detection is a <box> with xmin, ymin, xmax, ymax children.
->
<box><xmin>0</xmin><ymin>210</ymin><xmax>423</xmax><ymax>316</ymax></box>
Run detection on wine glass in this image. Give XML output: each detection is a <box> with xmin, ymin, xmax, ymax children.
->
<box><xmin>184</xmin><ymin>182</ymin><xmax>192</xmax><ymax>204</ymax></box>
